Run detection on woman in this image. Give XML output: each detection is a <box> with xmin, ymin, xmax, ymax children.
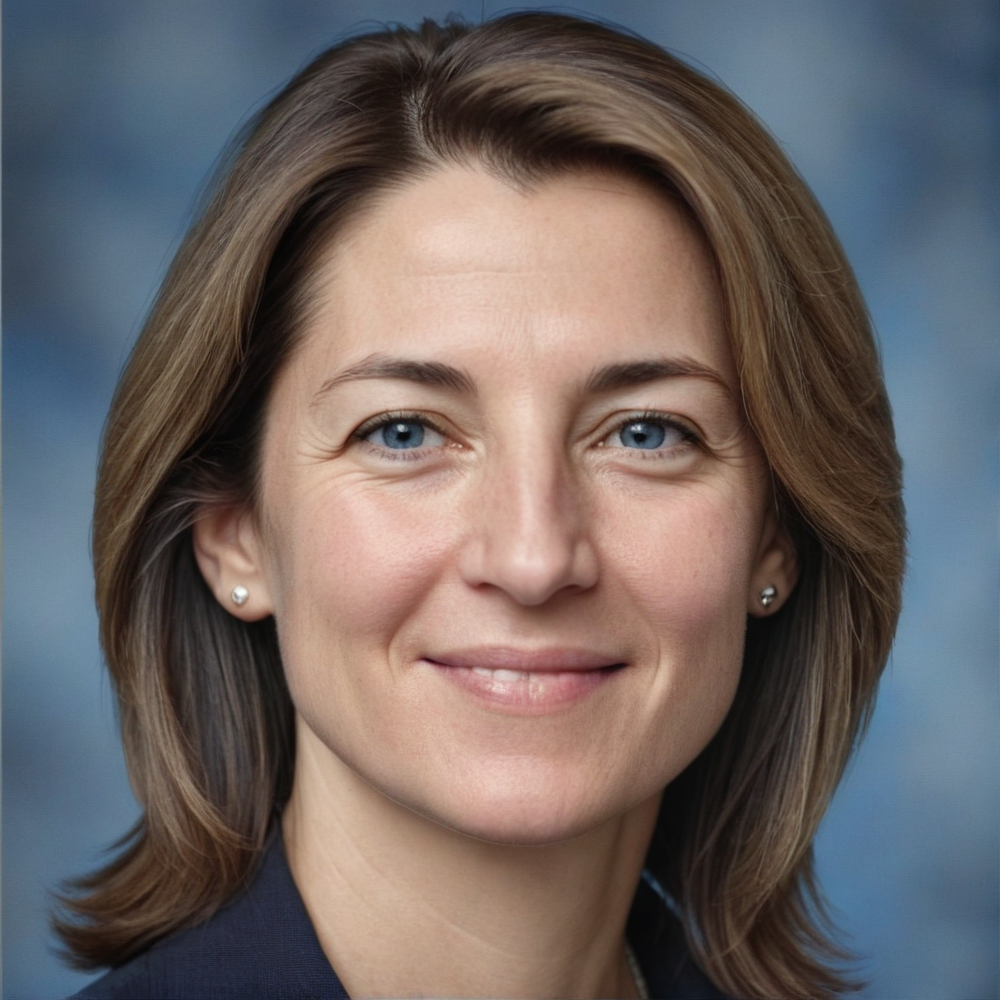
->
<box><xmin>58</xmin><ymin>12</ymin><xmax>904</xmax><ymax>999</ymax></box>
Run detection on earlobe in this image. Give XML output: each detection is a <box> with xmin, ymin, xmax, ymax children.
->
<box><xmin>192</xmin><ymin>506</ymin><xmax>274</xmax><ymax>621</ymax></box>
<box><xmin>748</xmin><ymin>513</ymin><xmax>799</xmax><ymax>617</ymax></box>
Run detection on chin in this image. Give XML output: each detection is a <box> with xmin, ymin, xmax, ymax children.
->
<box><xmin>431</xmin><ymin>799</ymin><xmax>610</xmax><ymax>847</ymax></box>
<box><xmin>396</xmin><ymin>764</ymin><xmax>638</xmax><ymax>847</ymax></box>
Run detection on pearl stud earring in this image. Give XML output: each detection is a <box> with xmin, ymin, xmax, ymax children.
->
<box><xmin>759</xmin><ymin>585</ymin><xmax>777</xmax><ymax>608</ymax></box>
<box><xmin>231</xmin><ymin>585</ymin><xmax>249</xmax><ymax>607</ymax></box>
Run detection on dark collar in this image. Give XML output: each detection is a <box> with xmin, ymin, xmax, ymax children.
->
<box><xmin>71</xmin><ymin>826</ymin><xmax>349</xmax><ymax>999</ymax></box>
<box><xmin>73</xmin><ymin>827</ymin><xmax>727</xmax><ymax>999</ymax></box>
<box><xmin>628</xmin><ymin>871</ymin><xmax>729</xmax><ymax>999</ymax></box>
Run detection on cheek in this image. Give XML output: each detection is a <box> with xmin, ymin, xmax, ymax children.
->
<box><xmin>600</xmin><ymin>484</ymin><xmax>759</xmax><ymax>757</ymax></box>
<box><xmin>604</xmin><ymin>482</ymin><xmax>758</xmax><ymax>636</ymax></box>
<box><xmin>265</xmin><ymin>479</ymin><xmax>458</xmax><ymax>673</ymax></box>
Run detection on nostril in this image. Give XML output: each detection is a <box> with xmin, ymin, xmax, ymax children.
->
<box><xmin>458</xmin><ymin>533</ymin><xmax>599</xmax><ymax>606</ymax></box>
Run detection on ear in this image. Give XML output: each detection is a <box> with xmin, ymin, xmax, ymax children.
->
<box><xmin>192</xmin><ymin>506</ymin><xmax>274</xmax><ymax>622</ymax></box>
<box><xmin>747</xmin><ymin>508</ymin><xmax>799</xmax><ymax>617</ymax></box>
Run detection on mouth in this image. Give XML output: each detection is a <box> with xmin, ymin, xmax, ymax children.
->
<box><xmin>423</xmin><ymin>647</ymin><xmax>626</xmax><ymax>713</ymax></box>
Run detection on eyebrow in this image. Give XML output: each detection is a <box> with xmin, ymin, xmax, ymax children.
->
<box><xmin>313</xmin><ymin>353</ymin><xmax>478</xmax><ymax>402</ymax></box>
<box><xmin>312</xmin><ymin>351</ymin><xmax>731</xmax><ymax>403</ymax></box>
<box><xmin>584</xmin><ymin>357</ymin><xmax>733</xmax><ymax>397</ymax></box>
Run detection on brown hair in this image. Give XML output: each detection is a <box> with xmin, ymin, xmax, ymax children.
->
<box><xmin>56</xmin><ymin>13</ymin><xmax>904</xmax><ymax>998</ymax></box>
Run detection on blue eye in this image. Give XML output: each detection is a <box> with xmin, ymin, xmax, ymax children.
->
<box><xmin>619</xmin><ymin>420</ymin><xmax>671</xmax><ymax>449</ymax></box>
<box><xmin>357</xmin><ymin>414</ymin><xmax>448</xmax><ymax>455</ymax></box>
<box><xmin>375</xmin><ymin>420</ymin><xmax>426</xmax><ymax>449</ymax></box>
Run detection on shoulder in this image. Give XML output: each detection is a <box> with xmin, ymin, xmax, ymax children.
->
<box><xmin>68</xmin><ymin>833</ymin><xmax>722</xmax><ymax>1000</ymax></box>
<box><xmin>67</xmin><ymin>831</ymin><xmax>347</xmax><ymax>1000</ymax></box>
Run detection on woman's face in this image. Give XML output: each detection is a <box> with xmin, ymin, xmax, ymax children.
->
<box><xmin>202</xmin><ymin>164</ymin><xmax>795</xmax><ymax>844</ymax></box>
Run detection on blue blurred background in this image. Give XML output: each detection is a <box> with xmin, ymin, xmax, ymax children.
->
<box><xmin>4</xmin><ymin>2</ymin><xmax>997</xmax><ymax>997</ymax></box>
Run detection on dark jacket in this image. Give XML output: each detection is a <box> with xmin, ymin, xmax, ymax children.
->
<box><xmin>70</xmin><ymin>829</ymin><xmax>728</xmax><ymax>999</ymax></box>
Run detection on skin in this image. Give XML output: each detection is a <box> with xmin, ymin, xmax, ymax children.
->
<box><xmin>195</xmin><ymin>164</ymin><xmax>797</xmax><ymax>998</ymax></box>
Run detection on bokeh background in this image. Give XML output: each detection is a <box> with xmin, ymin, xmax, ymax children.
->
<box><xmin>4</xmin><ymin>2</ymin><xmax>997</xmax><ymax>997</ymax></box>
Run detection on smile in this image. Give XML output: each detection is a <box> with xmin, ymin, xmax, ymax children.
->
<box><xmin>423</xmin><ymin>647</ymin><xmax>626</xmax><ymax>713</ymax></box>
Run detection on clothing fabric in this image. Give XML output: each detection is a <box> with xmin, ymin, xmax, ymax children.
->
<box><xmin>70</xmin><ymin>828</ymin><xmax>728</xmax><ymax>999</ymax></box>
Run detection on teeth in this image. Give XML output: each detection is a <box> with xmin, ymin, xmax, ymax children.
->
<box><xmin>492</xmin><ymin>669</ymin><xmax>522</xmax><ymax>682</ymax></box>
<box><xmin>470</xmin><ymin>667</ymin><xmax>528</xmax><ymax>682</ymax></box>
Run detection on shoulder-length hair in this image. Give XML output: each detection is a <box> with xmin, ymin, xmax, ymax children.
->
<box><xmin>56</xmin><ymin>13</ymin><xmax>904</xmax><ymax>998</ymax></box>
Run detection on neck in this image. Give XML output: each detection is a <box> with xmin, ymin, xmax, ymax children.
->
<box><xmin>282</xmin><ymin>724</ymin><xmax>661</xmax><ymax>999</ymax></box>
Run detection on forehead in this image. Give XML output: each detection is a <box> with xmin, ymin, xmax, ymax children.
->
<box><xmin>294</xmin><ymin>163</ymin><xmax>733</xmax><ymax>391</ymax></box>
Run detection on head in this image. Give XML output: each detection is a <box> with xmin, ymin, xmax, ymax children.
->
<box><xmin>192</xmin><ymin>160</ymin><xmax>799</xmax><ymax>848</ymax></box>
<box><xmin>62</xmin><ymin>14</ymin><xmax>904</xmax><ymax>999</ymax></box>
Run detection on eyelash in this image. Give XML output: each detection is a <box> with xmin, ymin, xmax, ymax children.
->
<box><xmin>350</xmin><ymin>409</ymin><xmax>701</xmax><ymax>459</ymax></box>
<box><xmin>351</xmin><ymin>411</ymin><xmax>451</xmax><ymax>461</ymax></box>
<box><xmin>606</xmin><ymin>410</ymin><xmax>701</xmax><ymax>455</ymax></box>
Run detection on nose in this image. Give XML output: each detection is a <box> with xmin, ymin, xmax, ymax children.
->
<box><xmin>457</xmin><ymin>440</ymin><xmax>600</xmax><ymax>606</ymax></box>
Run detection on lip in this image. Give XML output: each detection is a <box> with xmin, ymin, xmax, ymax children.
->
<box><xmin>424</xmin><ymin>647</ymin><xmax>626</xmax><ymax>713</ymax></box>
<box><xmin>428</xmin><ymin>646</ymin><xmax>623</xmax><ymax>673</ymax></box>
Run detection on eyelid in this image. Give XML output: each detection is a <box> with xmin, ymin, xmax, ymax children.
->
<box><xmin>350</xmin><ymin>411</ymin><xmax>459</xmax><ymax>463</ymax></box>
<box><xmin>351</xmin><ymin>410</ymin><xmax>449</xmax><ymax>443</ymax></box>
<box><xmin>598</xmin><ymin>410</ymin><xmax>702</xmax><ymax>448</ymax></box>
